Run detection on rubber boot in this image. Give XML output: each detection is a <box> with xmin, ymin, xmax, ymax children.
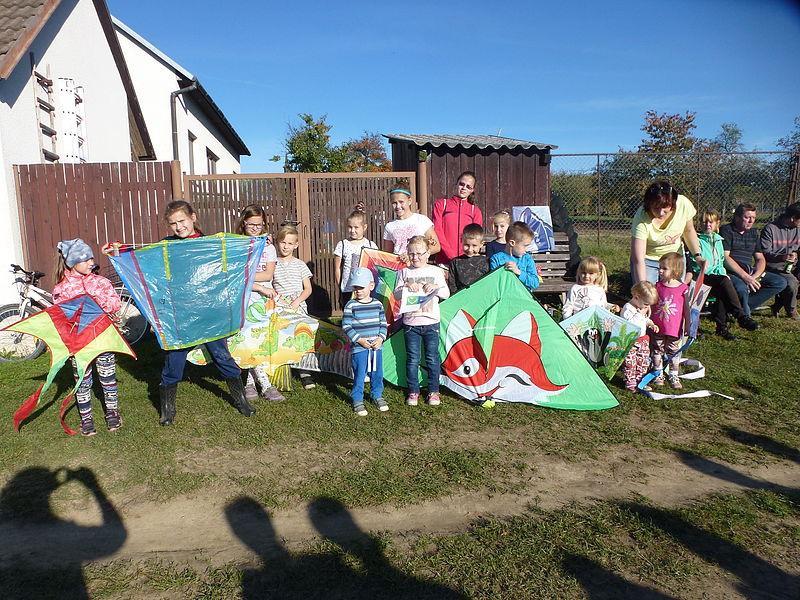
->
<box><xmin>226</xmin><ymin>377</ymin><xmax>255</xmax><ymax>417</ymax></box>
<box><xmin>159</xmin><ymin>383</ymin><xmax>177</xmax><ymax>426</ymax></box>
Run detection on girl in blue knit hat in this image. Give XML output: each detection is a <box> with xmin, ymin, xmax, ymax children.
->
<box><xmin>53</xmin><ymin>238</ymin><xmax>122</xmax><ymax>436</ymax></box>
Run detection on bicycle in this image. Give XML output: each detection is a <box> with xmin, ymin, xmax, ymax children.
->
<box><xmin>0</xmin><ymin>264</ymin><xmax>150</xmax><ymax>361</ymax></box>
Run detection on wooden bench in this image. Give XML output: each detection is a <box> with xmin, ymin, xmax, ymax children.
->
<box><xmin>532</xmin><ymin>232</ymin><xmax>574</xmax><ymax>300</ymax></box>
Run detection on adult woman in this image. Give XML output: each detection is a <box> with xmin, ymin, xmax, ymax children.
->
<box><xmin>431</xmin><ymin>170</ymin><xmax>483</xmax><ymax>264</ymax></box>
<box><xmin>630</xmin><ymin>181</ymin><xmax>705</xmax><ymax>284</ymax></box>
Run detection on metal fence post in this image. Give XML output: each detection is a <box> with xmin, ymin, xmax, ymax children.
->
<box><xmin>596</xmin><ymin>154</ymin><xmax>601</xmax><ymax>246</ymax></box>
<box><xmin>696</xmin><ymin>152</ymin><xmax>701</xmax><ymax>205</ymax></box>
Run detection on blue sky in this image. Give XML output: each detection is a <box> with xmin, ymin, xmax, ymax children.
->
<box><xmin>109</xmin><ymin>0</ymin><xmax>800</xmax><ymax>172</ymax></box>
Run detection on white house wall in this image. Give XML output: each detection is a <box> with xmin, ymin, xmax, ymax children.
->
<box><xmin>0</xmin><ymin>0</ymin><xmax>131</xmax><ymax>303</ymax></box>
<box><xmin>115</xmin><ymin>25</ymin><xmax>240</xmax><ymax>176</ymax></box>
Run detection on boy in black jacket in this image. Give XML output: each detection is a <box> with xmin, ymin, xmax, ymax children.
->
<box><xmin>448</xmin><ymin>224</ymin><xmax>489</xmax><ymax>294</ymax></box>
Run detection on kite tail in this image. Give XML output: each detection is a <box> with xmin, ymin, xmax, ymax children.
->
<box><xmin>59</xmin><ymin>393</ymin><xmax>78</xmax><ymax>436</ymax></box>
<box><xmin>13</xmin><ymin>387</ymin><xmax>43</xmax><ymax>431</ymax></box>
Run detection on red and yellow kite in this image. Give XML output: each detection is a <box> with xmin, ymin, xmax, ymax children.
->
<box><xmin>4</xmin><ymin>295</ymin><xmax>136</xmax><ymax>434</ymax></box>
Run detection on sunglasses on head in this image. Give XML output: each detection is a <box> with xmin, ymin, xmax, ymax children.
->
<box><xmin>649</xmin><ymin>183</ymin><xmax>673</xmax><ymax>196</ymax></box>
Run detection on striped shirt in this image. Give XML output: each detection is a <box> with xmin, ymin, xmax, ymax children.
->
<box><xmin>342</xmin><ymin>298</ymin><xmax>387</xmax><ymax>353</ymax></box>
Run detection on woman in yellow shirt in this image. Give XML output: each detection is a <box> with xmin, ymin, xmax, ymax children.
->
<box><xmin>630</xmin><ymin>181</ymin><xmax>706</xmax><ymax>283</ymax></box>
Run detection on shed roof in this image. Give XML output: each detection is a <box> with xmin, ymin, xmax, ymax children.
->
<box><xmin>113</xmin><ymin>16</ymin><xmax>250</xmax><ymax>157</ymax></box>
<box><xmin>383</xmin><ymin>133</ymin><xmax>558</xmax><ymax>151</ymax></box>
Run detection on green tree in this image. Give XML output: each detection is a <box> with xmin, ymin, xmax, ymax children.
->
<box><xmin>283</xmin><ymin>113</ymin><xmax>347</xmax><ymax>172</ymax></box>
<box><xmin>712</xmin><ymin>122</ymin><xmax>744</xmax><ymax>153</ymax></box>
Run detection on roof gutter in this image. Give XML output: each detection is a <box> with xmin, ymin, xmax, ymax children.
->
<box><xmin>170</xmin><ymin>79</ymin><xmax>198</xmax><ymax>161</ymax></box>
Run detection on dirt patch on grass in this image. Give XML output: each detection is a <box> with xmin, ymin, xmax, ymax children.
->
<box><xmin>2</xmin><ymin>445</ymin><xmax>797</xmax><ymax>569</ymax></box>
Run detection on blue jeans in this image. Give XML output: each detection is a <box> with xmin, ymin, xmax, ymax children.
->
<box><xmin>161</xmin><ymin>338</ymin><xmax>241</xmax><ymax>386</ymax></box>
<box><xmin>729</xmin><ymin>271</ymin><xmax>787</xmax><ymax>317</ymax></box>
<box><xmin>350</xmin><ymin>348</ymin><xmax>384</xmax><ymax>403</ymax></box>
<box><xmin>404</xmin><ymin>323</ymin><xmax>440</xmax><ymax>393</ymax></box>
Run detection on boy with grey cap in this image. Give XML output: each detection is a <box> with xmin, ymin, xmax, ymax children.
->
<box><xmin>341</xmin><ymin>268</ymin><xmax>388</xmax><ymax>416</ymax></box>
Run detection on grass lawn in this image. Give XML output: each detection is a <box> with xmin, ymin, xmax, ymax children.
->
<box><xmin>0</xmin><ymin>242</ymin><xmax>798</xmax><ymax>598</ymax></box>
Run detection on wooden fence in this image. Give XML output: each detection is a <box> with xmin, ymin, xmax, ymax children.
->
<box><xmin>14</xmin><ymin>161</ymin><xmax>179</xmax><ymax>289</ymax></box>
<box><xmin>13</xmin><ymin>162</ymin><xmax>414</xmax><ymax>314</ymax></box>
<box><xmin>185</xmin><ymin>171</ymin><xmax>416</xmax><ymax>314</ymax></box>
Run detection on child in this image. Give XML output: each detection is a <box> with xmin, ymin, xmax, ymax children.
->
<box><xmin>688</xmin><ymin>209</ymin><xmax>758</xmax><ymax>340</ymax></box>
<box><xmin>485</xmin><ymin>210</ymin><xmax>511</xmax><ymax>260</ymax></box>
<box><xmin>488</xmin><ymin>221</ymin><xmax>540</xmax><ymax>291</ymax></box>
<box><xmin>561</xmin><ymin>257</ymin><xmax>618</xmax><ymax>319</ymax></box>
<box><xmin>342</xmin><ymin>268</ymin><xmax>388</xmax><ymax>416</ymax></box>
<box><xmin>432</xmin><ymin>170</ymin><xmax>483</xmax><ymax>264</ymax></box>
<box><xmin>236</xmin><ymin>204</ymin><xmax>285</xmax><ymax>402</ymax></box>
<box><xmin>621</xmin><ymin>281</ymin><xmax>659</xmax><ymax>392</ymax></box>
<box><xmin>651</xmin><ymin>252</ymin><xmax>689</xmax><ymax>390</ymax></box>
<box><xmin>382</xmin><ymin>185</ymin><xmax>441</xmax><ymax>260</ymax></box>
<box><xmin>158</xmin><ymin>200</ymin><xmax>254</xmax><ymax>425</ymax></box>
<box><xmin>271</xmin><ymin>224</ymin><xmax>315</xmax><ymax>389</ymax></box>
<box><xmin>334</xmin><ymin>210</ymin><xmax>378</xmax><ymax>309</ymax></box>
<box><xmin>53</xmin><ymin>239</ymin><xmax>122</xmax><ymax>436</ymax></box>
<box><xmin>448</xmin><ymin>223</ymin><xmax>489</xmax><ymax>294</ymax></box>
<box><xmin>394</xmin><ymin>236</ymin><xmax>450</xmax><ymax>406</ymax></box>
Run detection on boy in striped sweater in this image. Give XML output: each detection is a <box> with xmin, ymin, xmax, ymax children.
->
<box><xmin>342</xmin><ymin>268</ymin><xmax>388</xmax><ymax>416</ymax></box>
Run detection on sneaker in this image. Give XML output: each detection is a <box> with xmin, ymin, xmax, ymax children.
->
<box><xmin>244</xmin><ymin>384</ymin><xmax>259</xmax><ymax>402</ymax></box>
<box><xmin>405</xmin><ymin>392</ymin><xmax>419</xmax><ymax>406</ymax></box>
<box><xmin>625</xmin><ymin>385</ymin><xmax>637</xmax><ymax>392</ymax></box>
<box><xmin>81</xmin><ymin>417</ymin><xmax>96</xmax><ymax>437</ymax></box>
<box><xmin>299</xmin><ymin>372</ymin><xmax>316</xmax><ymax>389</ymax></box>
<box><xmin>737</xmin><ymin>316</ymin><xmax>758</xmax><ymax>331</ymax></box>
<box><xmin>105</xmin><ymin>410</ymin><xmax>122</xmax><ymax>432</ymax></box>
<box><xmin>770</xmin><ymin>306</ymin><xmax>781</xmax><ymax>318</ymax></box>
<box><xmin>790</xmin><ymin>311</ymin><xmax>800</xmax><ymax>321</ymax></box>
<box><xmin>669</xmin><ymin>374</ymin><xmax>683</xmax><ymax>390</ymax></box>
<box><xmin>353</xmin><ymin>403</ymin><xmax>368</xmax><ymax>417</ymax></box>
<box><xmin>426</xmin><ymin>392</ymin><xmax>441</xmax><ymax>406</ymax></box>
<box><xmin>715</xmin><ymin>327</ymin><xmax>737</xmax><ymax>341</ymax></box>
<box><xmin>261</xmin><ymin>387</ymin><xmax>286</xmax><ymax>402</ymax></box>
<box><xmin>653</xmin><ymin>374</ymin><xmax>665</xmax><ymax>386</ymax></box>
<box><xmin>373</xmin><ymin>398</ymin><xmax>389</xmax><ymax>412</ymax></box>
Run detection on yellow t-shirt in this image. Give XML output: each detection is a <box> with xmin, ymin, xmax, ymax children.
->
<box><xmin>631</xmin><ymin>194</ymin><xmax>697</xmax><ymax>260</ymax></box>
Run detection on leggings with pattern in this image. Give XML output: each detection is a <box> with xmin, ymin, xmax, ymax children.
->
<box><xmin>71</xmin><ymin>352</ymin><xmax>118</xmax><ymax>420</ymax></box>
<box><xmin>623</xmin><ymin>336</ymin><xmax>650</xmax><ymax>389</ymax></box>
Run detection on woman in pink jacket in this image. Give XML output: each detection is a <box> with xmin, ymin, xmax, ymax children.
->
<box><xmin>432</xmin><ymin>171</ymin><xmax>483</xmax><ymax>264</ymax></box>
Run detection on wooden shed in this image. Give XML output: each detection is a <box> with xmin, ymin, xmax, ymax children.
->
<box><xmin>384</xmin><ymin>133</ymin><xmax>558</xmax><ymax>217</ymax></box>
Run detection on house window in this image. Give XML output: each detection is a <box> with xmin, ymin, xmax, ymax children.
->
<box><xmin>188</xmin><ymin>131</ymin><xmax>196</xmax><ymax>174</ymax></box>
<box><xmin>206</xmin><ymin>148</ymin><xmax>218</xmax><ymax>174</ymax></box>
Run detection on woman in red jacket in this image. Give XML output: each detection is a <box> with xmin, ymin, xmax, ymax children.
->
<box><xmin>432</xmin><ymin>171</ymin><xmax>483</xmax><ymax>264</ymax></box>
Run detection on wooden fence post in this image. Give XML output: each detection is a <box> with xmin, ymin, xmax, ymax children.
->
<box><xmin>417</xmin><ymin>157</ymin><xmax>428</xmax><ymax>216</ymax></box>
<box><xmin>296</xmin><ymin>173</ymin><xmax>312</xmax><ymax>262</ymax></box>
<box><xmin>170</xmin><ymin>160</ymin><xmax>182</xmax><ymax>199</ymax></box>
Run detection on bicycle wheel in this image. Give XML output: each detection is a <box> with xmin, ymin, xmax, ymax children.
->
<box><xmin>0</xmin><ymin>304</ymin><xmax>47</xmax><ymax>361</ymax></box>
<box><xmin>117</xmin><ymin>294</ymin><xmax>150</xmax><ymax>345</ymax></box>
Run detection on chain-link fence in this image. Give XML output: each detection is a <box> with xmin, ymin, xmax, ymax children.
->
<box><xmin>551</xmin><ymin>151</ymin><xmax>799</xmax><ymax>249</ymax></box>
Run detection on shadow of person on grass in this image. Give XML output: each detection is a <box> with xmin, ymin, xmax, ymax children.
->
<box><xmin>619</xmin><ymin>500</ymin><xmax>799</xmax><ymax>600</ymax></box>
<box><xmin>226</xmin><ymin>496</ymin><xmax>465</xmax><ymax>600</ymax></box>
<box><xmin>723</xmin><ymin>427</ymin><xmax>800</xmax><ymax>464</ymax></box>
<box><xmin>0</xmin><ymin>466</ymin><xmax>126</xmax><ymax>599</ymax></box>
<box><xmin>674</xmin><ymin>449</ymin><xmax>798</xmax><ymax>497</ymax></box>
<box><xmin>561</xmin><ymin>552</ymin><xmax>676</xmax><ymax>600</ymax></box>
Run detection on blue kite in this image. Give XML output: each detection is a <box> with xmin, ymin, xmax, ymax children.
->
<box><xmin>110</xmin><ymin>233</ymin><xmax>265</xmax><ymax>350</ymax></box>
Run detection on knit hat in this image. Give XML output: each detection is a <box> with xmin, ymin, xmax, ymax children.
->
<box><xmin>57</xmin><ymin>238</ymin><xmax>94</xmax><ymax>268</ymax></box>
<box><xmin>349</xmin><ymin>267</ymin><xmax>374</xmax><ymax>289</ymax></box>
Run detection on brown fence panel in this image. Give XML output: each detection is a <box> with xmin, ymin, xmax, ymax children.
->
<box><xmin>305</xmin><ymin>172</ymin><xmax>415</xmax><ymax>313</ymax></box>
<box><xmin>184</xmin><ymin>171</ymin><xmax>416</xmax><ymax>315</ymax></box>
<box><xmin>186</xmin><ymin>174</ymin><xmax>300</xmax><ymax>235</ymax></box>
<box><xmin>13</xmin><ymin>161</ymin><xmax>175</xmax><ymax>289</ymax></box>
